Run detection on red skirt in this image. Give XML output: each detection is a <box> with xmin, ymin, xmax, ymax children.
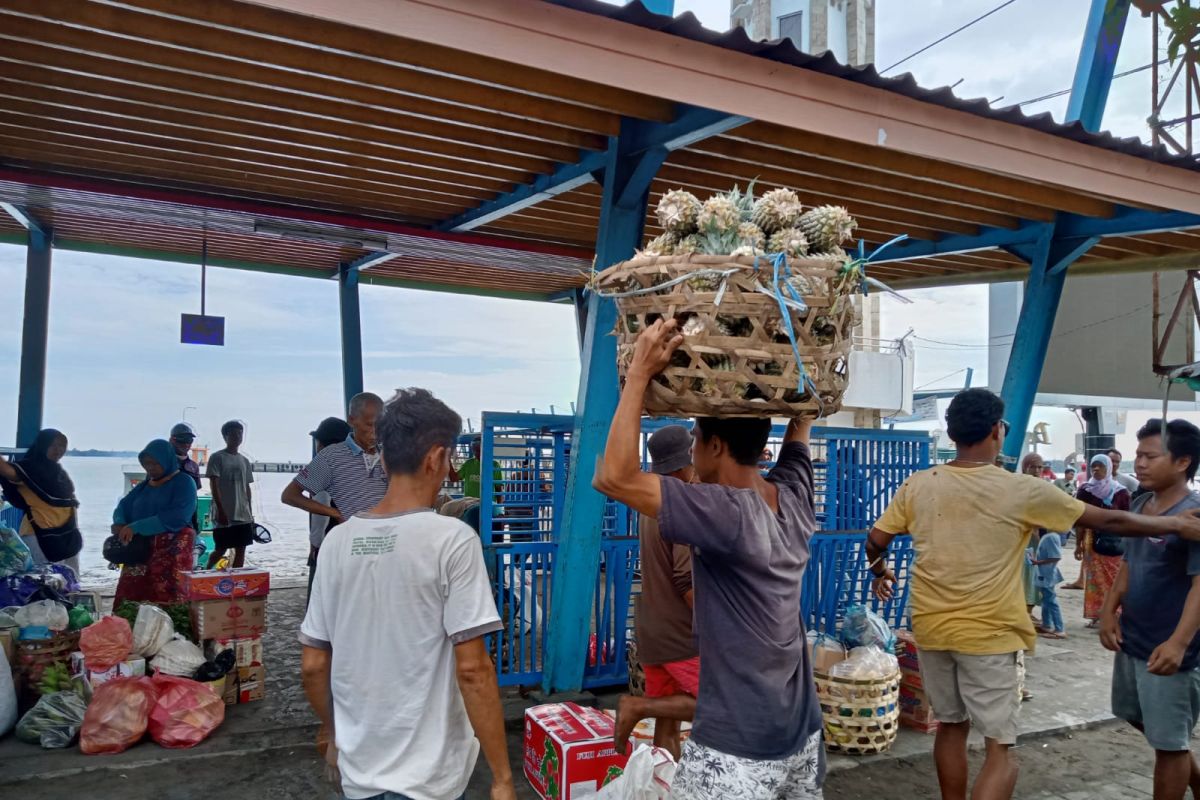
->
<box><xmin>114</xmin><ymin>528</ymin><xmax>195</xmax><ymax>606</ymax></box>
<box><xmin>1084</xmin><ymin>552</ymin><xmax>1122</xmax><ymax>621</ymax></box>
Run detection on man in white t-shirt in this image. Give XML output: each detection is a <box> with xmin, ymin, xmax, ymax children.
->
<box><xmin>300</xmin><ymin>388</ymin><xmax>515</xmax><ymax>800</ymax></box>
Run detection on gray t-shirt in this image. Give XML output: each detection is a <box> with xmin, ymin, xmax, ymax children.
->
<box><xmin>206</xmin><ymin>449</ymin><xmax>254</xmax><ymax>526</ymax></box>
<box><xmin>658</xmin><ymin>441</ymin><xmax>822</xmax><ymax>762</ymax></box>
<box><xmin>1122</xmin><ymin>491</ymin><xmax>1200</xmax><ymax>669</ymax></box>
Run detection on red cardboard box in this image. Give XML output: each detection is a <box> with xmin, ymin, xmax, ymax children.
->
<box><xmin>899</xmin><ymin>684</ymin><xmax>938</xmax><ymax>734</ymax></box>
<box><xmin>900</xmin><ymin>666</ymin><xmax>924</xmax><ymax>692</ymax></box>
<box><xmin>524</xmin><ymin>703</ymin><xmax>630</xmax><ymax>799</ymax></box>
<box><xmin>180</xmin><ymin>569</ymin><xmax>270</xmax><ymax>600</ymax></box>
<box><xmin>191</xmin><ymin>598</ymin><xmax>267</xmax><ymax>640</ymax></box>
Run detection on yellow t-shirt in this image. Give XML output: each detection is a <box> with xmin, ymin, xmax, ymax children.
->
<box><xmin>875</xmin><ymin>465</ymin><xmax>1085</xmax><ymax>655</ymax></box>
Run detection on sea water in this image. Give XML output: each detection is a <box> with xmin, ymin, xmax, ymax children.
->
<box><xmin>56</xmin><ymin>456</ymin><xmax>311</xmax><ymax>588</ymax></box>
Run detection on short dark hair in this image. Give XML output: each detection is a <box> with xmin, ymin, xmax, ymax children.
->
<box><xmin>1136</xmin><ymin>418</ymin><xmax>1200</xmax><ymax>481</ymax></box>
<box><xmin>220</xmin><ymin>420</ymin><xmax>244</xmax><ymax>436</ymax></box>
<box><xmin>945</xmin><ymin>388</ymin><xmax>1005</xmax><ymax>446</ymax></box>
<box><xmin>377</xmin><ymin>388</ymin><xmax>462</xmax><ymax>476</ymax></box>
<box><xmin>1107</xmin><ymin>448</ymin><xmax>1122</xmax><ymax>460</ymax></box>
<box><xmin>694</xmin><ymin>417</ymin><xmax>772</xmax><ymax>467</ymax></box>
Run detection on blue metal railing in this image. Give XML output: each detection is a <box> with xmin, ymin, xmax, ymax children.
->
<box><xmin>802</xmin><ymin>533</ymin><xmax>916</xmax><ymax>634</ymax></box>
<box><xmin>0</xmin><ymin>504</ymin><xmax>22</xmax><ymax>531</ymax></box>
<box><xmin>473</xmin><ymin>412</ymin><xmax>930</xmax><ymax>688</ymax></box>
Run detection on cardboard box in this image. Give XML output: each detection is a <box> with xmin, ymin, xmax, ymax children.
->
<box><xmin>900</xmin><ymin>666</ymin><xmax>924</xmax><ymax>692</ymax></box>
<box><xmin>236</xmin><ymin>665</ymin><xmax>266</xmax><ymax>703</ymax></box>
<box><xmin>180</xmin><ymin>568</ymin><xmax>270</xmax><ymax>601</ymax></box>
<box><xmin>222</xmin><ymin>671</ymin><xmax>239</xmax><ymax>705</ymax></box>
<box><xmin>191</xmin><ymin>598</ymin><xmax>267</xmax><ymax>640</ymax></box>
<box><xmin>204</xmin><ymin>636</ymin><xmax>263</xmax><ymax>668</ymax></box>
<box><xmin>524</xmin><ymin>703</ymin><xmax>630</xmax><ymax>799</ymax></box>
<box><xmin>809</xmin><ymin>635</ymin><xmax>848</xmax><ymax>674</ymax></box>
<box><xmin>86</xmin><ymin>657</ymin><xmax>146</xmax><ymax>688</ymax></box>
<box><xmin>899</xmin><ymin>684</ymin><xmax>938</xmax><ymax>734</ymax></box>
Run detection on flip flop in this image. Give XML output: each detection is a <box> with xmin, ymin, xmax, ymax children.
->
<box><xmin>1038</xmin><ymin>631</ymin><xmax>1067</xmax><ymax>640</ymax></box>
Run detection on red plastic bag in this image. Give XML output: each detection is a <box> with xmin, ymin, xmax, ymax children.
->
<box><xmin>148</xmin><ymin>673</ymin><xmax>225</xmax><ymax>749</ymax></box>
<box><xmin>80</xmin><ymin>677</ymin><xmax>157</xmax><ymax>755</ymax></box>
<box><xmin>79</xmin><ymin>615</ymin><xmax>133</xmax><ymax>671</ymax></box>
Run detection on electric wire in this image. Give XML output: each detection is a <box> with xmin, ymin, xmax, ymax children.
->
<box><xmin>880</xmin><ymin>0</ymin><xmax>1020</xmax><ymax>74</ymax></box>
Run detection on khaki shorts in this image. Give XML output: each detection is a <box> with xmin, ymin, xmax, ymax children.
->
<box><xmin>917</xmin><ymin>649</ymin><xmax>1022</xmax><ymax>744</ymax></box>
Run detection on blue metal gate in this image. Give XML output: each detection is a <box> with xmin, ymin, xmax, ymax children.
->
<box><xmin>469</xmin><ymin>413</ymin><xmax>931</xmax><ymax>687</ymax></box>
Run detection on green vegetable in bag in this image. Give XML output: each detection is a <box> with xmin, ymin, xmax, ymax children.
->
<box><xmin>16</xmin><ymin>690</ymin><xmax>88</xmax><ymax>748</ymax></box>
<box><xmin>68</xmin><ymin>605</ymin><xmax>94</xmax><ymax>631</ymax></box>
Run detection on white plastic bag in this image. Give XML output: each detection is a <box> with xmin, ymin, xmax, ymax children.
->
<box><xmin>0</xmin><ymin>527</ymin><xmax>33</xmax><ymax>577</ymax></box>
<box><xmin>596</xmin><ymin>745</ymin><xmax>676</xmax><ymax>800</ymax></box>
<box><xmin>0</xmin><ymin>648</ymin><xmax>16</xmax><ymax>737</ymax></box>
<box><xmin>13</xmin><ymin>599</ymin><xmax>69</xmax><ymax>631</ymax></box>
<box><xmin>151</xmin><ymin>637</ymin><xmax>206</xmax><ymax>677</ymax></box>
<box><xmin>829</xmin><ymin>645</ymin><xmax>899</xmax><ymax>681</ymax></box>
<box><xmin>132</xmin><ymin>604</ymin><xmax>175</xmax><ymax>658</ymax></box>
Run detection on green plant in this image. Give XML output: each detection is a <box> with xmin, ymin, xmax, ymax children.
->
<box><xmin>1166</xmin><ymin>3</ymin><xmax>1200</xmax><ymax>64</ymax></box>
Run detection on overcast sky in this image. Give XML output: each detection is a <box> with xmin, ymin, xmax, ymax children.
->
<box><xmin>0</xmin><ymin>1</ymin><xmax>1178</xmax><ymax>459</ymax></box>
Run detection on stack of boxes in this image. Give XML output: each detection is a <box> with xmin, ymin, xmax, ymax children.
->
<box><xmin>181</xmin><ymin>568</ymin><xmax>270</xmax><ymax>705</ymax></box>
<box><xmin>895</xmin><ymin>630</ymin><xmax>937</xmax><ymax>734</ymax></box>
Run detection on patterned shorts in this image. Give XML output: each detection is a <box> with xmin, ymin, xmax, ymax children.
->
<box><xmin>672</xmin><ymin>730</ymin><xmax>824</xmax><ymax>799</ymax></box>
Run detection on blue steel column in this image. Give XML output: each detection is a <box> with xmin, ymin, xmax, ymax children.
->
<box><xmin>544</xmin><ymin>126</ymin><xmax>667</xmax><ymax>692</ymax></box>
<box><xmin>337</xmin><ymin>264</ymin><xmax>365</xmax><ymax>411</ymax></box>
<box><xmin>998</xmin><ymin>0</ymin><xmax>1128</xmax><ymax>464</ymax></box>
<box><xmin>16</xmin><ymin>225</ymin><xmax>52</xmax><ymax>448</ymax></box>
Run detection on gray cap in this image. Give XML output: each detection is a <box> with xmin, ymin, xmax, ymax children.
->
<box><xmin>170</xmin><ymin>422</ymin><xmax>195</xmax><ymax>440</ymax></box>
<box><xmin>648</xmin><ymin>425</ymin><xmax>693</xmax><ymax>475</ymax></box>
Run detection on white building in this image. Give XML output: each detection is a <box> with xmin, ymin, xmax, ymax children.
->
<box><xmin>730</xmin><ymin>0</ymin><xmax>875</xmax><ymax>66</ymax></box>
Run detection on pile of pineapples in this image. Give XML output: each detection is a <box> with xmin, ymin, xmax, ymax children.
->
<box><xmin>642</xmin><ymin>185</ymin><xmax>857</xmax><ymax>259</ymax></box>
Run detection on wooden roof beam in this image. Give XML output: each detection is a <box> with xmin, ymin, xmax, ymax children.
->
<box><xmin>275</xmin><ymin>0</ymin><xmax>1200</xmax><ymax>214</ymax></box>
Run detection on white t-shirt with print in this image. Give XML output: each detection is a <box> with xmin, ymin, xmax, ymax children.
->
<box><xmin>300</xmin><ymin>511</ymin><xmax>501</xmax><ymax>800</ymax></box>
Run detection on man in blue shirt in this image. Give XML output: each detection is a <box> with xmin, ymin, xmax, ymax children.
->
<box><xmin>1101</xmin><ymin>418</ymin><xmax>1200</xmax><ymax>800</ymax></box>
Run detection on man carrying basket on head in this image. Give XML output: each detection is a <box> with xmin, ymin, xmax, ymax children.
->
<box><xmin>593</xmin><ymin>318</ymin><xmax>825</xmax><ymax>800</ymax></box>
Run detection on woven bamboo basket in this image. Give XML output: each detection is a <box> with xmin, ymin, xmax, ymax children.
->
<box><xmin>814</xmin><ymin>668</ymin><xmax>901</xmax><ymax>755</ymax></box>
<box><xmin>594</xmin><ymin>253</ymin><xmax>857</xmax><ymax>418</ymax></box>
<box><xmin>14</xmin><ymin>629</ymin><xmax>81</xmax><ymax>710</ymax></box>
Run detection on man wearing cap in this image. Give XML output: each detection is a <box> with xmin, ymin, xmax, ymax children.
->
<box><xmin>305</xmin><ymin>417</ymin><xmax>352</xmax><ymax>598</ymax></box>
<box><xmin>613</xmin><ymin>424</ymin><xmax>699</xmax><ymax>761</ymax></box>
<box><xmin>170</xmin><ymin>422</ymin><xmax>201</xmax><ymax>489</ymax></box>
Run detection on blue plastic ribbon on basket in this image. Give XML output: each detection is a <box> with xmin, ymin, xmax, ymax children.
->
<box><xmin>842</xmin><ymin>234</ymin><xmax>914</xmax><ymax>303</ymax></box>
<box><xmin>767</xmin><ymin>252</ymin><xmax>822</xmax><ymax>409</ymax></box>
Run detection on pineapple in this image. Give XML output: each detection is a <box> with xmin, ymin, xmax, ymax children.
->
<box><xmin>797</xmin><ymin>206</ymin><xmax>856</xmax><ymax>253</ymax></box>
<box><xmin>695</xmin><ymin>195</ymin><xmax>742</xmax><ymax>254</ymax></box>
<box><xmin>768</xmin><ymin>227</ymin><xmax>810</xmax><ymax>257</ymax></box>
<box><xmin>675</xmin><ymin>234</ymin><xmax>701</xmax><ymax>255</ymax></box>
<box><xmin>640</xmin><ymin>231</ymin><xmax>677</xmax><ymax>257</ymax></box>
<box><xmin>656</xmin><ymin>189</ymin><xmax>702</xmax><ymax>234</ymax></box>
<box><xmin>680</xmin><ymin>316</ymin><xmax>706</xmax><ymax>337</ymax></box>
<box><xmin>737</xmin><ymin>222</ymin><xmax>765</xmax><ymax>250</ymax></box>
<box><xmin>751</xmin><ymin>188</ymin><xmax>803</xmax><ymax>234</ymax></box>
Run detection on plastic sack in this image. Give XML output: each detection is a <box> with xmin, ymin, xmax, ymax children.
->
<box><xmin>808</xmin><ymin>631</ymin><xmax>848</xmax><ymax>674</ymax></box>
<box><xmin>68</xmin><ymin>605</ymin><xmax>94</xmax><ymax>631</ymax></box>
<box><xmin>595</xmin><ymin>745</ymin><xmax>676</xmax><ymax>800</ymax></box>
<box><xmin>829</xmin><ymin>645</ymin><xmax>899</xmax><ymax>681</ymax></box>
<box><xmin>193</xmin><ymin>649</ymin><xmax>236</xmax><ymax>682</ymax></box>
<box><xmin>16</xmin><ymin>689</ymin><xmax>88</xmax><ymax>748</ymax></box>
<box><xmin>80</xmin><ymin>677</ymin><xmax>158</xmax><ymax>755</ymax></box>
<box><xmin>0</xmin><ymin>527</ymin><xmax>33</xmax><ymax>577</ymax></box>
<box><xmin>151</xmin><ymin>637</ymin><xmax>206</xmax><ymax>677</ymax></box>
<box><xmin>13</xmin><ymin>599</ymin><xmax>69</xmax><ymax>631</ymax></box>
<box><xmin>841</xmin><ymin>604</ymin><xmax>896</xmax><ymax>652</ymax></box>
<box><xmin>0</xmin><ymin>606</ymin><xmax>18</xmax><ymax>629</ymax></box>
<box><xmin>80</xmin><ymin>614</ymin><xmax>133</xmax><ymax>671</ymax></box>
<box><xmin>0</xmin><ymin>648</ymin><xmax>15</xmax><ymax>737</ymax></box>
<box><xmin>132</xmin><ymin>604</ymin><xmax>174</xmax><ymax>658</ymax></box>
<box><xmin>148</xmin><ymin>673</ymin><xmax>226</xmax><ymax>748</ymax></box>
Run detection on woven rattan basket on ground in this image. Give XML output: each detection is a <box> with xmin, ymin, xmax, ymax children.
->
<box><xmin>814</xmin><ymin>668</ymin><xmax>901</xmax><ymax>755</ymax></box>
<box><xmin>13</xmin><ymin>629</ymin><xmax>81</xmax><ymax>710</ymax></box>
<box><xmin>595</xmin><ymin>253</ymin><xmax>857</xmax><ymax>418</ymax></box>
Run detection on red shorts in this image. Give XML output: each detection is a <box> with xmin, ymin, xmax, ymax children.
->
<box><xmin>643</xmin><ymin>656</ymin><xmax>700</xmax><ymax>698</ymax></box>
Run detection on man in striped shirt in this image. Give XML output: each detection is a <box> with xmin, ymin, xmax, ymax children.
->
<box><xmin>282</xmin><ymin>392</ymin><xmax>389</xmax><ymax>529</ymax></box>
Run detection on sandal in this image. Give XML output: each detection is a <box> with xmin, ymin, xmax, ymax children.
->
<box><xmin>1038</xmin><ymin>631</ymin><xmax>1067</xmax><ymax>640</ymax></box>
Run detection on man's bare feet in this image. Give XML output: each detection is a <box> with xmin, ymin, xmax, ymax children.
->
<box><xmin>1063</xmin><ymin>582</ymin><xmax>1084</xmax><ymax>590</ymax></box>
<box><xmin>613</xmin><ymin>695</ymin><xmax>644</xmax><ymax>755</ymax></box>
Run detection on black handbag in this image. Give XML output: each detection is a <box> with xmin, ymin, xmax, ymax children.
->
<box><xmin>102</xmin><ymin>532</ymin><xmax>152</xmax><ymax>566</ymax></box>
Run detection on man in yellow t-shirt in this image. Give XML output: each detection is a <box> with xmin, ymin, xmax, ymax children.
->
<box><xmin>867</xmin><ymin>388</ymin><xmax>1200</xmax><ymax>800</ymax></box>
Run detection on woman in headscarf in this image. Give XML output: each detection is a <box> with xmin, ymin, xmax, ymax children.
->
<box><xmin>0</xmin><ymin>428</ymin><xmax>83</xmax><ymax>577</ymax></box>
<box><xmin>1074</xmin><ymin>453</ymin><xmax>1130</xmax><ymax>626</ymax></box>
<box><xmin>111</xmin><ymin>439</ymin><xmax>197</xmax><ymax>605</ymax></box>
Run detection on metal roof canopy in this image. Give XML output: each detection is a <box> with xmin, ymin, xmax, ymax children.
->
<box><xmin>0</xmin><ymin>0</ymin><xmax>1198</xmax><ymax>296</ymax></box>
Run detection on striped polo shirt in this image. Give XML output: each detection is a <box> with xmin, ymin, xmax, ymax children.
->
<box><xmin>295</xmin><ymin>434</ymin><xmax>388</xmax><ymax>519</ymax></box>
